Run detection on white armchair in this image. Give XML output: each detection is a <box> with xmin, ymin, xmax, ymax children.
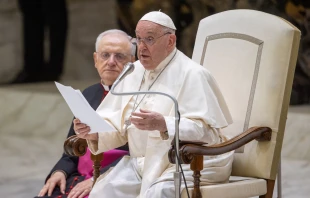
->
<box><xmin>169</xmin><ymin>9</ymin><xmax>300</xmax><ymax>198</ymax></box>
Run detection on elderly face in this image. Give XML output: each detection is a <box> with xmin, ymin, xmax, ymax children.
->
<box><xmin>135</xmin><ymin>21</ymin><xmax>175</xmax><ymax>70</ymax></box>
<box><xmin>93</xmin><ymin>34</ymin><xmax>134</xmax><ymax>85</ymax></box>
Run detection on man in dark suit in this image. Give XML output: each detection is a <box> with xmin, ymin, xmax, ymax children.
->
<box><xmin>36</xmin><ymin>29</ymin><xmax>136</xmax><ymax>198</ymax></box>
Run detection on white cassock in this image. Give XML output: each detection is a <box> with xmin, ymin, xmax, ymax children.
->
<box><xmin>87</xmin><ymin>48</ymin><xmax>234</xmax><ymax>198</ymax></box>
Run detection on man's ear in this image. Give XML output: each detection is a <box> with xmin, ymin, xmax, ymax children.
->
<box><xmin>93</xmin><ymin>52</ymin><xmax>98</xmax><ymax>68</ymax></box>
<box><xmin>168</xmin><ymin>34</ymin><xmax>176</xmax><ymax>48</ymax></box>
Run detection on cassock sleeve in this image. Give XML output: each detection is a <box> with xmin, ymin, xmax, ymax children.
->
<box><xmin>87</xmin><ymin>125</ymin><xmax>128</xmax><ymax>155</ymax></box>
<box><xmin>161</xmin><ymin>65</ymin><xmax>231</xmax><ymax>145</ymax></box>
<box><xmin>163</xmin><ymin>117</ymin><xmax>221</xmax><ymax>145</ymax></box>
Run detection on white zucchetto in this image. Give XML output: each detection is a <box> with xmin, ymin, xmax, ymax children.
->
<box><xmin>139</xmin><ymin>11</ymin><xmax>177</xmax><ymax>30</ymax></box>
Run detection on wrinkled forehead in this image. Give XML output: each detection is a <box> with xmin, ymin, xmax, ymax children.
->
<box><xmin>99</xmin><ymin>34</ymin><xmax>131</xmax><ymax>53</ymax></box>
<box><xmin>135</xmin><ymin>21</ymin><xmax>163</xmax><ymax>36</ymax></box>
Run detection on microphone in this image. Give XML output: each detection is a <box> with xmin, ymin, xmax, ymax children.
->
<box><xmin>115</xmin><ymin>62</ymin><xmax>135</xmax><ymax>84</ymax></box>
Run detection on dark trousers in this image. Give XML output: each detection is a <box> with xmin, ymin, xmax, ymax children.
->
<box><xmin>18</xmin><ymin>0</ymin><xmax>68</xmax><ymax>79</ymax></box>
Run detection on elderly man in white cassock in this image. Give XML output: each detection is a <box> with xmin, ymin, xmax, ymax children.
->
<box><xmin>74</xmin><ymin>11</ymin><xmax>234</xmax><ymax>198</ymax></box>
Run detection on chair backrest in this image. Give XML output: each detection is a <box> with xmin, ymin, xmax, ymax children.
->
<box><xmin>192</xmin><ymin>9</ymin><xmax>300</xmax><ymax>180</ymax></box>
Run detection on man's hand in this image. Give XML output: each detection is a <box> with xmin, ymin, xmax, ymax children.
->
<box><xmin>73</xmin><ymin>119</ymin><xmax>98</xmax><ymax>140</ymax></box>
<box><xmin>37</xmin><ymin>171</ymin><xmax>66</xmax><ymax>197</ymax></box>
<box><xmin>67</xmin><ymin>178</ymin><xmax>93</xmax><ymax>198</ymax></box>
<box><xmin>131</xmin><ymin>109</ymin><xmax>167</xmax><ymax>132</ymax></box>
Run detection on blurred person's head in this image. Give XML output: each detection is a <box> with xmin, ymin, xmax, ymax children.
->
<box><xmin>135</xmin><ymin>11</ymin><xmax>177</xmax><ymax>70</ymax></box>
<box><xmin>94</xmin><ymin>30</ymin><xmax>136</xmax><ymax>85</ymax></box>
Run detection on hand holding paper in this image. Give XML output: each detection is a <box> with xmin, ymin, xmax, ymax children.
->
<box><xmin>72</xmin><ymin>118</ymin><xmax>99</xmax><ymax>140</ymax></box>
<box><xmin>55</xmin><ymin>82</ymin><xmax>115</xmax><ymax>134</ymax></box>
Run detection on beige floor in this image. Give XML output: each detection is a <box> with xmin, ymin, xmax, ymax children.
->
<box><xmin>0</xmin><ymin>82</ymin><xmax>309</xmax><ymax>198</ymax></box>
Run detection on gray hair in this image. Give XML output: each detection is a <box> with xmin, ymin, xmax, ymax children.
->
<box><xmin>161</xmin><ymin>26</ymin><xmax>176</xmax><ymax>34</ymax></box>
<box><xmin>161</xmin><ymin>26</ymin><xmax>176</xmax><ymax>47</ymax></box>
<box><xmin>95</xmin><ymin>29</ymin><xmax>136</xmax><ymax>56</ymax></box>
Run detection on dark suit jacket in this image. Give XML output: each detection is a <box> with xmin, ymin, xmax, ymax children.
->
<box><xmin>41</xmin><ymin>83</ymin><xmax>128</xmax><ymax>197</ymax></box>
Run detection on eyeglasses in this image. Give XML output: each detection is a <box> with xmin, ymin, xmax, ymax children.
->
<box><xmin>135</xmin><ymin>32</ymin><xmax>171</xmax><ymax>46</ymax></box>
<box><xmin>97</xmin><ymin>52</ymin><xmax>131</xmax><ymax>62</ymax></box>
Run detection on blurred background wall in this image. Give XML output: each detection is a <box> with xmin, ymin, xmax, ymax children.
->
<box><xmin>0</xmin><ymin>0</ymin><xmax>117</xmax><ymax>84</ymax></box>
<box><xmin>0</xmin><ymin>0</ymin><xmax>309</xmax><ymax>104</ymax></box>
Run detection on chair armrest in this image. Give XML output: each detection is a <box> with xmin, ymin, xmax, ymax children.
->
<box><xmin>64</xmin><ymin>135</ymin><xmax>88</xmax><ymax>156</ymax></box>
<box><xmin>168</xmin><ymin>126</ymin><xmax>272</xmax><ymax>164</ymax></box>
<box><xmin>63</xmin><ymin>135</ymin><xmax>103</xmax><ymax>185</ymax></box>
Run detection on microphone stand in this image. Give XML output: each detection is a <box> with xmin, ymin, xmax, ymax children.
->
<box><xmin>111</xmin><ymin>79</ymin><xmax>181</xmax><ymax>198</ymax></box>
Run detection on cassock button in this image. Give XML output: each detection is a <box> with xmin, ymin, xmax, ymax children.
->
<box><xmin>66</xmin><ymin>192</ymin><xmax>69</xmax><ymax>195</ymax></box>
<box><xmin>57</xmin><ymin>196</ymin><xmax>62</xmax><ymax>198</ymax></box>
<box><xmin>70</xmin><ymin>186</ymin><xmax>73</xmax><ymax>189</ymax></box>
<box><xmin>74</xmin><ymin>177</ymin><xmax>78</xmax><ymax>181</ymax></box>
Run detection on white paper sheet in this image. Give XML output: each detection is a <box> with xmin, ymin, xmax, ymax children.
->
<box><xmin>55</xmin><ymin>82</ymin><xmax>115</xmax><ymax>134</ymax></box>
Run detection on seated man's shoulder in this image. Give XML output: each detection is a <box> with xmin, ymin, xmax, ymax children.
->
<box><xmin>82</xmin><ymin>83</ymin><xmax>102</xmax><ymax>94</ymax></box>
<box><xmin>180</xmin><ymin>55</ymin><xmax>210</xmax><ymax>76</ymax></box>
<box><xmin>177</xmin><ymin>51</ymin><xmax>205</xmax><ymax>70</ymax></box>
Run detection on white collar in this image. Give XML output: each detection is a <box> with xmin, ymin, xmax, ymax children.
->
<box><xmin>101</xmin><ymin>83</ymin><xmax>110</xmax><ymax>91</ymax></box>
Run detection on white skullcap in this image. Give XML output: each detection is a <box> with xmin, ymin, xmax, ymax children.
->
<box><xmin>139</xmin><ymin>11</ymin><xmax>176</xmax><ymax>30</ymax></box>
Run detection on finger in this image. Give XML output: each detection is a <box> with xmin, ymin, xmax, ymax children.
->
<box><xmin>130</xmin><ymin>117</ymin><xmax>147</xmax><ymax>124</ymax></box>
<box><xmin>78</xmin><ymin>126</ymin><xmax>91</xmax><ymax>133</ymax></box>
<box><xmin>131</xmin><ymin>112</ymin><xmax>149</xmax><ymax>119</ymax></box>
<box><xmin>73</xmin><ymin>190</ymin><xmax>82</xmax><ymax>198</ymax></box>
<box><xmin>69</xmin><ymin>189</ymin><xmax>80</xmax><ymax>198</ymax></box>
<box><xmin>38</xmin><ymin>185</ymin><xmax>48</xmax><ymax>196</ymax></box>
<box><xmin>68</xmin><ymin>189</ymin><xmax>75</xmax><ymax>198</ymax></box>
<box><xmin>74</xmin><ymin>122</ymin><xmax>84</xmax><ymax>132</ymax></box>
<box><xmin>75</xmin><ymin>123</ymin><xmax>88</xmax><ymax>130</ymax></box>
<box><xmin>139</xmin><ymin>108</ymin><xmax>152</xmax><ymax>113</ymax></box>
<box><xmin>47</xmin><ymin>182</ymin><xmax>56</xmax><ymax>196</ymax></box>
<box><xmin>60</xmin><ymin>177</ymin><xmax>66</xmax><ymax>194</ymax></box>
<box><xmin>77</xmin><ymin>132</ymin><xmax>90</xmax><ymax>138</ymax></box>
<box><xmin>75</xmin><ymin>127</ymin><xmax>90</xmax><ymax>135</ymax></box>
<box><xmin>78</xmin><ymin>189</ymin><xmax>90</xmax><ymax>198</ymax></box>
<box><xmin>74</xmin><ymin>123</ymin><xmax>88</xmax><ymax>132</ymax></box>
<box><xmin>131</xmin><ymin>120</ymin><xmax>148</xmax><ymax>128</ymax></box>
<box><xmin>73</xmin><ymin>119</ymin><xmax>80</xmax><ymax>124</ymax></box>
<box><xmin>78</xmin><ymin>129</ymin><xmax>91</xmax><ymax>136</ymax></box>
